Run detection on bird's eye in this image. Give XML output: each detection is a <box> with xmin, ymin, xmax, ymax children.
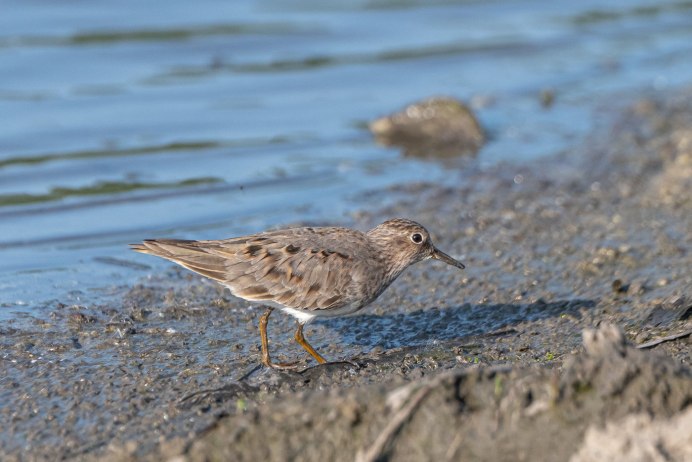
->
<box><xmin>411</xmin><ymin>233</ymin><xmax>423</xmax><ymax>244</ymax></box>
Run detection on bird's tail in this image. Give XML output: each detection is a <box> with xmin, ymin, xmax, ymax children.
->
<box><xmin>129</xmin><ymin>239</ymin><xmax>228</xmax><ymax>282</ymax></box>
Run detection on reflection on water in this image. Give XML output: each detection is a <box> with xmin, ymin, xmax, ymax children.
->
<box><xmin>1</xmin><ymin>0</ymin><xmax>691</xmax><ymax>317</ymax></box>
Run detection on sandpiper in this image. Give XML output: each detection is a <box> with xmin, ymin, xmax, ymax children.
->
<box><xmin>130</xmin><ymin>218</ymin><xmax>465</xmax><ymax>369</ymax></box>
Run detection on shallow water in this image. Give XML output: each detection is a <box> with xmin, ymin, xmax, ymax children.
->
<box><xmin>1</xmin><ymin>0</ymin><xmax>692</xmax><ymax>318</ymax></box>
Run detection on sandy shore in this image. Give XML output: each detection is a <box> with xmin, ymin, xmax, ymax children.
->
<box><xmin>1</xmin><ymin>89</ymin><xmax>690</xmax><ymax>461</ymax></box>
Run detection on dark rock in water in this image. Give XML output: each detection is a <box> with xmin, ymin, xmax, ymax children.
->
<box><xmin>369</xmin><ymin>97</ymin><xmax>485</xmax><ymax>158</ymax></box>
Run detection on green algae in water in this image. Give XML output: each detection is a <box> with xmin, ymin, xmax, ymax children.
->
<box><xmin>0</xmin><ymin>177</ymin><xmax>222</xmax><ymax>207</ymax></box>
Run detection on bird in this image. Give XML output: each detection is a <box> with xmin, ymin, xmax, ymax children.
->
<box><xmin>130</xmin><ymin>218</ymin><xmax>465</xmax><ymax>369</ymax></box>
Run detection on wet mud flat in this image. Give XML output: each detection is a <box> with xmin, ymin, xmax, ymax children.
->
<box><xmin>2</xmin><ymin>89</ymin><xmax>692</xmax><ymax>461</ymax></box>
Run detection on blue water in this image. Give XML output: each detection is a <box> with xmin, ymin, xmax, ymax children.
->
<box><xmin>1</xmin><ymin>0</ymin><xmax>691</xmax><ymax>318</ymax></box>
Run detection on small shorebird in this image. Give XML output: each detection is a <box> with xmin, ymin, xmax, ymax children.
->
<box><xmin>130</xmin><ymin>218</ymin><xmax>465</xmax><ymax>369</ymax></box>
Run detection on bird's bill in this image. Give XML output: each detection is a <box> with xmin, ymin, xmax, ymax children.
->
<box><xmin>431</xmin><ymin>248</ymin><xmax>465</xmax><ymax>269</ymax></box>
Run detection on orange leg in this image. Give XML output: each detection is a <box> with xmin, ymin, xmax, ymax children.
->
<box><xmin>258</xmin><ymin>307</ymin><xmax>298</xmax><ymax>370</ymax></box>
<box><xmin>294</xmin><ymin>323</ymin><xmax>327</xmax><ymax>364</ymax></box>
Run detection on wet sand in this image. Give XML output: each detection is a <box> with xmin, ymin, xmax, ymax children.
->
<box><xmin>1</xmin><ymin>89</ymin><xmax>691</xmax><ymax>461</ymax></box>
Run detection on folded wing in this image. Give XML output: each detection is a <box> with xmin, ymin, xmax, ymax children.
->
<box><xmin>130</xmin><ymin>227</ymin><xmax>378</xmax><ymax>311</ymax></box>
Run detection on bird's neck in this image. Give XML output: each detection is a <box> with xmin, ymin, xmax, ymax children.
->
<box><xmin>369</xmin><ymin>239</ymin><xmax>413</xmax><ymax>286</ymax></box>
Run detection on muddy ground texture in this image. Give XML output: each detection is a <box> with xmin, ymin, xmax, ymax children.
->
<box><xmin>2</xmin><ymin>90</ymin><xmax>691</xmax><ymax>461</ymax></box>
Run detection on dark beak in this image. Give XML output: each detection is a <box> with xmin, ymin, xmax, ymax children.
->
<box><xmin>431</xmin><ymin>248</ymin><xmax>465</xmax><ymax>269</ymax></box>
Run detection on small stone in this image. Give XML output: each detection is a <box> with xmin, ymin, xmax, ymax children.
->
<box><xmin>369</xmin><ymin>97</ymin><xmax>485</xmax><ymax>158</ymax></box>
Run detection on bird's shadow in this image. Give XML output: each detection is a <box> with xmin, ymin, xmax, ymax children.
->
<box><xmin>316</xmin><ymin>299</ymin><xmax>596</xmax><ymax>350</ymax></box>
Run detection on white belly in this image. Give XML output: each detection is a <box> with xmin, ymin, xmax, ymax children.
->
<box><xmin>280</xmin><ymin>302</ymin><xmax>363</xmax><ymax>325</ymax></box>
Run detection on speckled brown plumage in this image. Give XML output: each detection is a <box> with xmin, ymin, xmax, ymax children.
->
<box><xmin>130</xmin><ymin>218</ymin><xmax>465</xmax><ymax>368</ymax></box>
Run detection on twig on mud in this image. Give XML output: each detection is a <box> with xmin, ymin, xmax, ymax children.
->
<box><xmin>237</xmin><ymin>364</ymin><xmax>263</xmax><ymax>381</ymax></box>
<box><xmin>356</xmin><ymin>365</ymin><xmax>513</xmax><ymax>462</ymax></box>
<box><xmin>355</xmin><ymin>380</ymin><xmax>437</xmax><ymax>462</ymax></box>
<box><xmin>178</xmin><ymin>381</ymin><xmax>257</xmax><ymax>407</ymax></box>
<box><xmin>178</xmin><ymin>364</ymin><xmax>261</xmax><ymax>407</ymax></box>
<box><xmin>636</xmin><ymin>328</ymin><xmax>692</xmax><ymax>349</ymax></box>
